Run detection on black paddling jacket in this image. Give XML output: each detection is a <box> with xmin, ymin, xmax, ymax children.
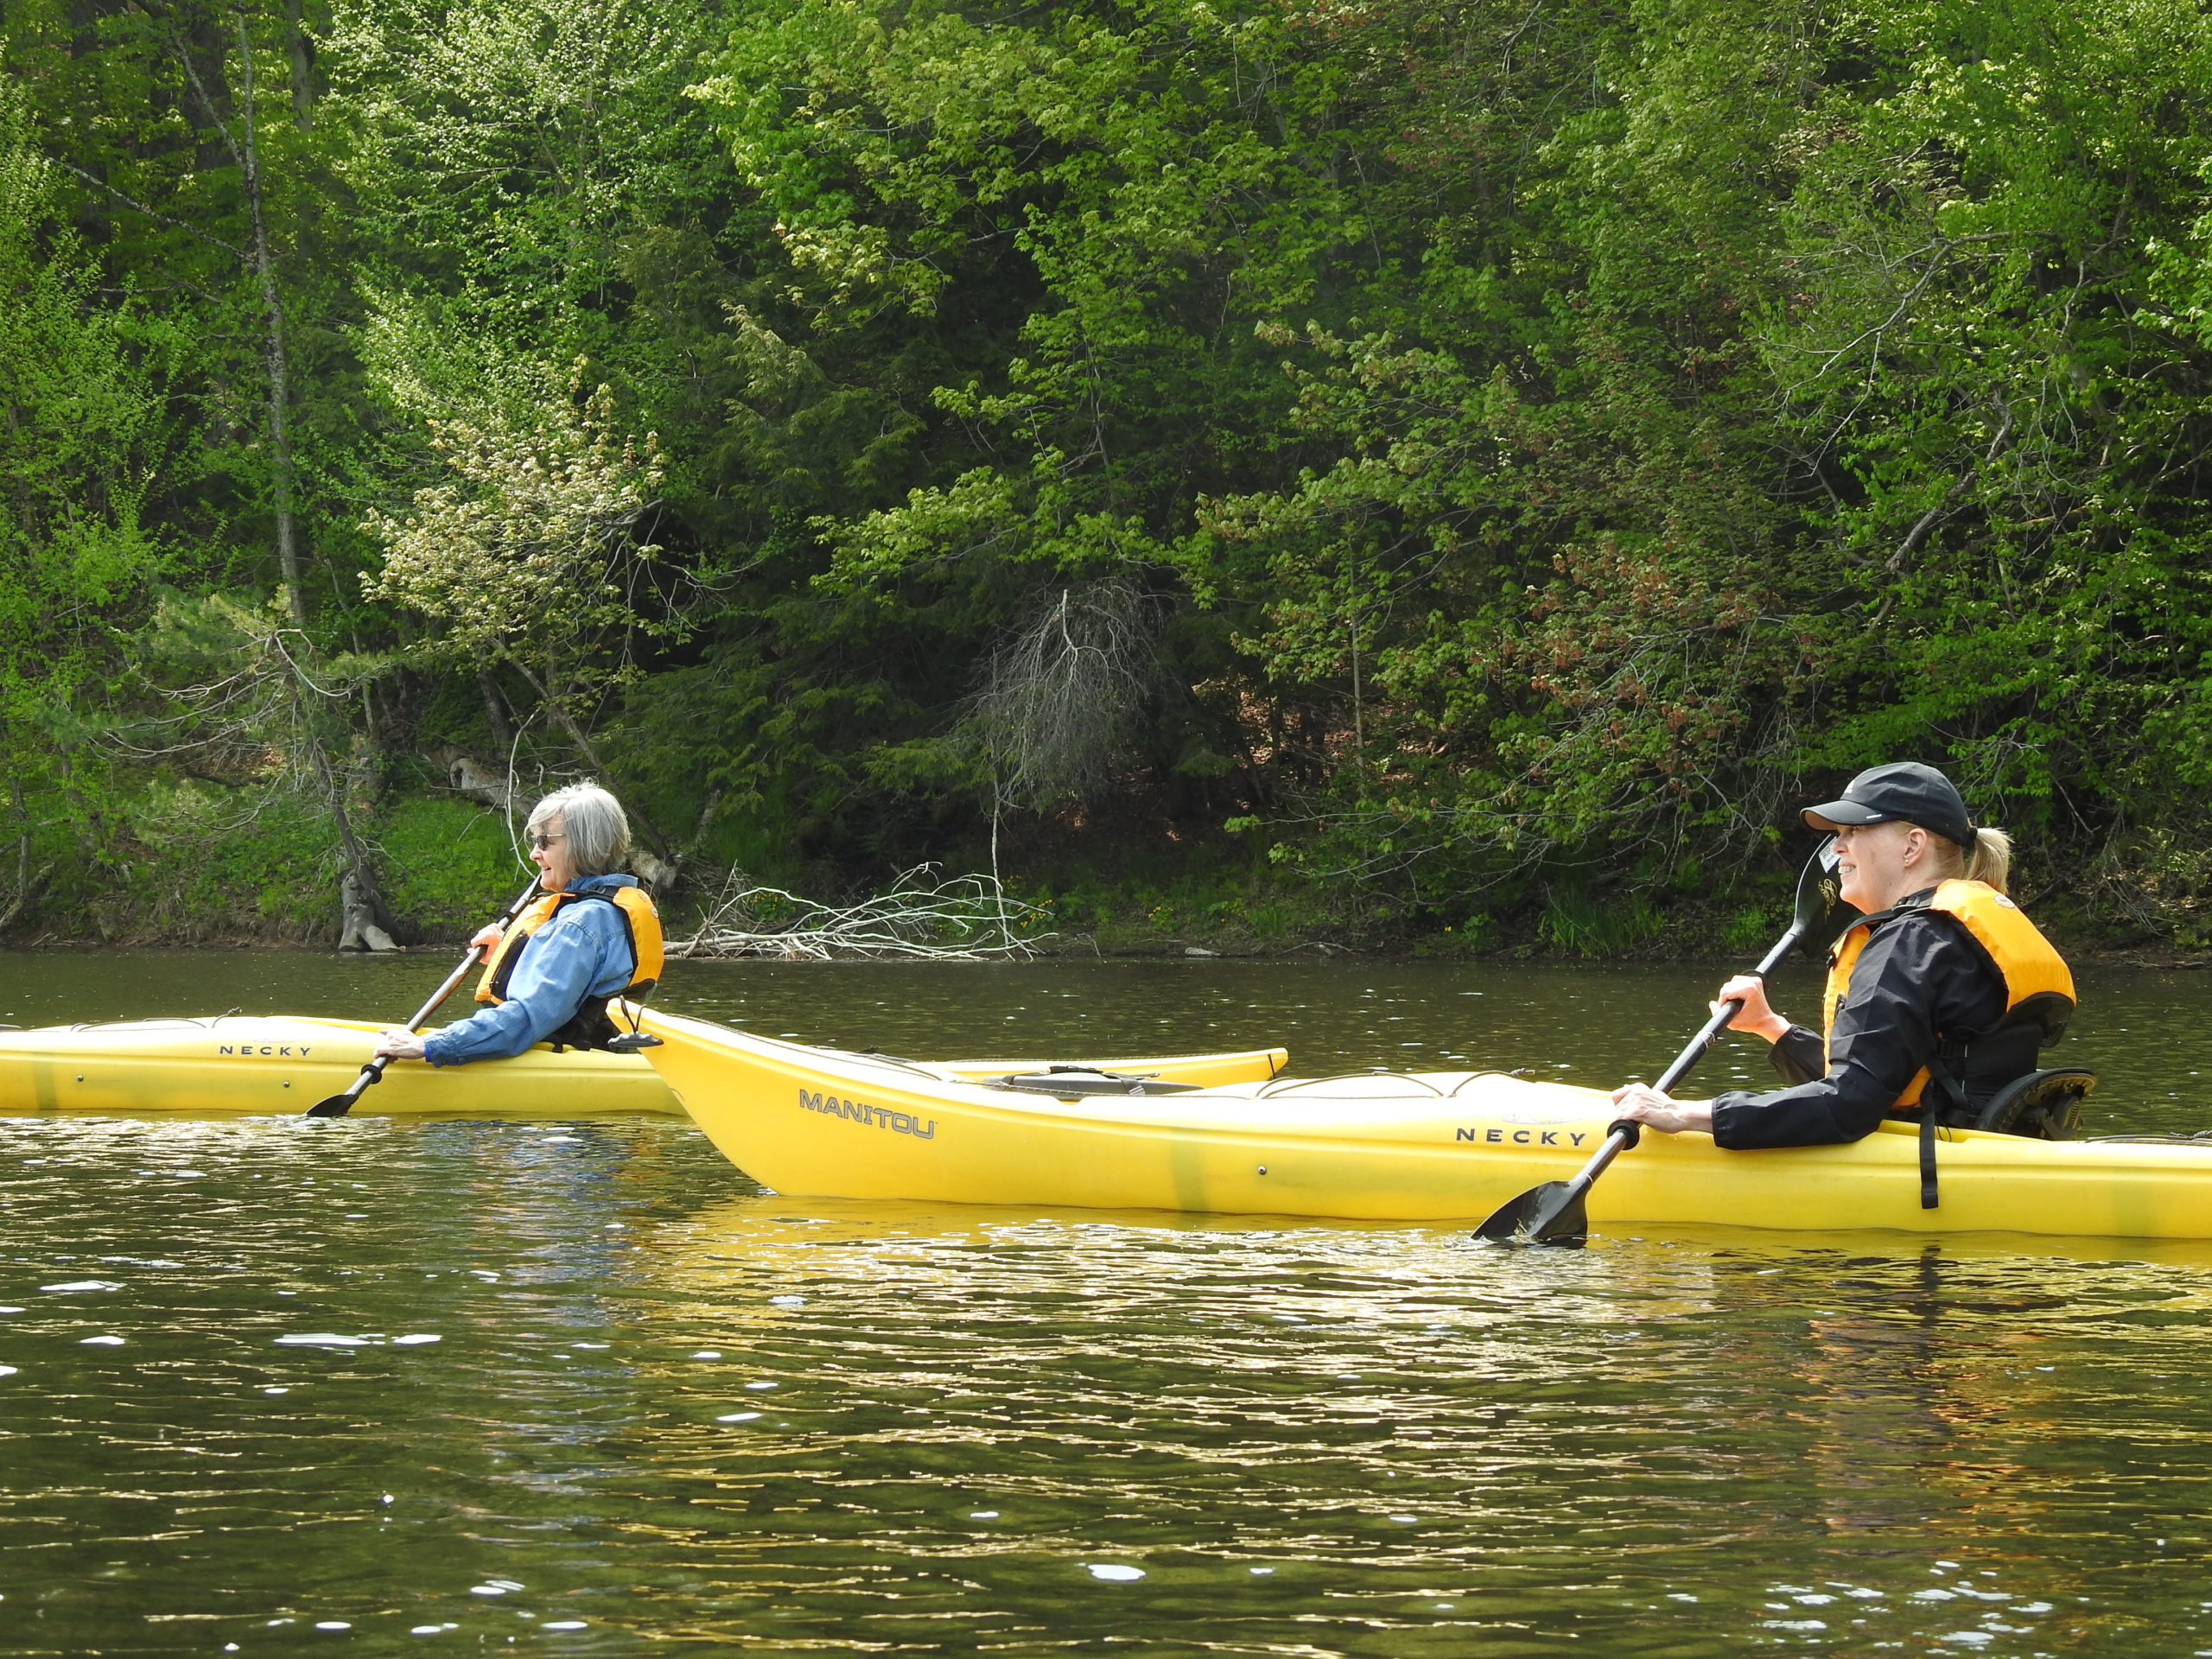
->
<box><xmin>1709</xmin><ymin>889</ymin><xmax>2009</xmax><ymax>1150</ymax></box>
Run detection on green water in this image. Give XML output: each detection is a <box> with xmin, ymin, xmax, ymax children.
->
<box><xmin>1</xmin><ymin>950</ymin><xmax>2209</xmax><ymax>1656</ymax></box>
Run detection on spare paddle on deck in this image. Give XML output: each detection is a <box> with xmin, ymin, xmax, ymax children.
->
<box><xmin>306</xmin><ymin>873</ymin><xmax>543</xmax><ymax>1119</ymax></box>
<box><xmin>1475</xmin><ymin>836</ymin><xmax>1848</xmax><ymax>1247</ymax></box>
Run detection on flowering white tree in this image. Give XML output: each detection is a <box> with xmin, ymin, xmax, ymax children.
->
<box><xmin>365</xmin><ymin>373</ymin><xmax>673</xmax><ymax>825</ymax></box>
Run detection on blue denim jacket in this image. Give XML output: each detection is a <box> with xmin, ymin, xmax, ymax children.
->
<box><xmin>423</xmin><ymin>874</ymin><xmax>645</xmax><ymax>1067</ymax></box>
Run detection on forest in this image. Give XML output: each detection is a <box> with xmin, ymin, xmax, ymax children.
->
<box><xmin>2</xmin><ymin>0</ymin><xmax>2209</xmax><ymax>955</ymax></box>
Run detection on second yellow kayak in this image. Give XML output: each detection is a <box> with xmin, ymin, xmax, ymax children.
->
<box><xmin>0</xmin><ymin>1014</ymin><xmax>677</xmax><ymax>1117</ymax></box>
<box><xmin>637</xmin><ymin>1006</ymin><xmax>2212</xmax><ymax>1240</ymax></box>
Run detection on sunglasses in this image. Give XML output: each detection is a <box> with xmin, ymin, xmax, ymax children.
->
<box><xmin>527</xmin><ymin>832</ymin><xmax>566</xmax><ymax>850</ymax></box>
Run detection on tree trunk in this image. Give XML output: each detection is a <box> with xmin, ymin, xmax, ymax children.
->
<box><xmin>321</xmin><ymin>760</ymin><xmax>400</xmax><ymax>950</ymax></box>
<box><xmin>51</xmin><ymin>742</ymin><xmax>110</xmax><ymax>864</ymax></box>
<box><xmin>294</xmin><ymin>685</ymin><xmax>398</xmax><ymax>950</ymax></box>
<box><xmin>234</xmin><ymin>17</ymin><xmax>307</xmax><ymax>630</ymax></box>
<box><xmin>339</xmin><ymin>868</ymin><xmax>399</xmax><ymax>953</ymax></box>
<box><xmin>180</xmin><ymin>24</ymin><xmax>391</xmax><ymax>940</ymax></box>
<box><xmin>282</xmin><ymin>0</ymin><xmax>316</xmax><ymax>128</ymax></box>
<box><xmin>478</xmin><ymin>668</ymin><xmax>517</xmax><ymax>753</ymax></box>
<box><xmin>171</xmin><ymin>20</ymin><xmax>304</xmax><ymax>626</ymax></box>
<box><xmin>0</xmin><ymin>777</ymin><xmax>49</xmax><ymax>935</ymax></box>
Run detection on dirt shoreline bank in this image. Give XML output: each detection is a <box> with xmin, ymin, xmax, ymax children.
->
<box><xmin>7</xmin><ymin>934</ymin><xmax>2206</xmax><ymax>969</ymax></box>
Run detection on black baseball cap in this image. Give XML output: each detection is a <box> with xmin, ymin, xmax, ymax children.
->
<box><xmin>1802</xmin><ymin>762</ymin><xmax>1977</xmax><ymax>852</ymax></box>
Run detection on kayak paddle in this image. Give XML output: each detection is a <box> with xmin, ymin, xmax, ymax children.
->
<box><xmin>306</xmin><ymin>872</ymin><xmax>544</xmax><ymax>1119</ymax></box>
<box><xmin>1474</xmin><ymin>835</ymin><xmax>1848</xmax><ymax>1247</ymax></box>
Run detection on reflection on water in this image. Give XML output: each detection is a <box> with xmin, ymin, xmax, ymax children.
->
<box><xmin>3</xmin><ymin>948</ymin><xmax>2207</xmax><ymax>1134</ymax></box>
<box><xmin>0</xmin><ymin>1116</ymin><xmax>2208</xmax><ymax>1655</ymax></box>
<box><xmin>0</xmin><ymin>951</ymin><xmax>2208</xmax><ymax>1653</ymax></box>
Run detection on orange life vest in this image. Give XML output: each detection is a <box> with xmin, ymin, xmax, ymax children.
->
<box><xmin>474</xmin><ymin>884</ymin><xmax>664</xmax><ymax>1049</ymax></box>
<box><xmin>1821</xmin><ymin>879</ymin><xmax>2074</xmax><ymax>1114</ymax></box>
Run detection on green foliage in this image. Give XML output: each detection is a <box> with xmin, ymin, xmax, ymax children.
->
<box><xmin>129</xmin><ymin>784</ymin><xmax>338</xmax><ymax>941</ymax></box>
<box><xmin>1027</xmin><ymin>856</ymin><xmax>1344</xmax><ymax>954</ymax></box>
<box><xmin>373</xmin><ymin>797</ymin><xmax>534</xmax><ymax>940</ymax></box>
<box><xmin>0</xmin><ymin>79</ymin><xmax>168</xmax><ymax>917</ymax></box>
<box><xmin>1536</xmin><ymin>887</ymin><xmax>1665</xmax><ymax>959</ymax></box>
<box><xmin>3</xmin><ymin>0</ymin><xmax>2211</xmax><ymax>950</ymax></box>
<box><xmin>362</xmin><ymin>376</ymin><xmax>675</xmax><ymax>716</ymax></box>
<box><xmin>327</xmin><ymin>0</ymin><xmax>735</xmax><ymax>376</ymax></box>
<box><xmin>1758</xmin><ymin>0</ymin><xmax>2212</xmax><ymax>838</ymax></box>
<box><xmin>1725</xmin><ymin>903</ymin><xmax>1788</xmax><ymax>957</ymax></box>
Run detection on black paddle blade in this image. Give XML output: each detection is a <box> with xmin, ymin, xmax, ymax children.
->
<box><xmin>306</xmin><ymin>1060</ymin><xmax>384</xmax><ymax>1118</ymax></box>
<box><xmin>1798</xmin><ymin>834</ymin><xmax>1856</xmax><ymax>959</ymax></box>
<box><xmin>1473</xmin><ymin>1181</ymin><xmax>1589</xmax><ymax>1248</ymax></box>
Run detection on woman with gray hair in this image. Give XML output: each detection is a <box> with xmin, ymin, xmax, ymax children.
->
<box><xmin>374</xmin><ymin>783</ymin><xmax>664</xmax><ymax>1065</ymax></box>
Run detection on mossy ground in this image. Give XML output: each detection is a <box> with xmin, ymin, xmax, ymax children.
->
<box><xmin>67</xmin><ymin>791</ymin><xmax>528</xmax><ymax>947</ymax></box>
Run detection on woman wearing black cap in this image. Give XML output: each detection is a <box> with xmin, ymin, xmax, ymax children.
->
<box><xmin>1609</xmin><ymin>761</ymin><xmax>2075</xmax><ymax>1149</ymax></box>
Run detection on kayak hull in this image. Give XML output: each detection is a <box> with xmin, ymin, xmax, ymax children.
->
<box><xmin>0</xmin><ymin>1013</ymin><xmax>1287</xmax><ymax>1120</ymax></box>
<box><xmin>0</xmin><ymin>1015</ymin><xmax>679</xmax><ymax>1117</ymax></box>
<box><xmin>639</xmin><ymin>1007</ymin><xmax>2212</xmax><ymax>1239</ymax></box>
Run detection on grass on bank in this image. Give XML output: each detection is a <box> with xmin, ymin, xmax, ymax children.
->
<box><xmin>21</xmin><ymin>783</ymin><xmax>2204</xmax><ymax>961</ymax></box>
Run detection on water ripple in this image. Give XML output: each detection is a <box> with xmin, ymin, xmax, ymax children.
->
<box><xmin>0</xmin><ymin>958</ymin><xmax>2207</xmax><ymax>1653</ymax></box>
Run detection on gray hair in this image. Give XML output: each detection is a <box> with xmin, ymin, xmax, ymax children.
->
<box><xmin>527</xmin><ymin>783</ymin><xmax>632</xmax><ymax>878</ymax></box>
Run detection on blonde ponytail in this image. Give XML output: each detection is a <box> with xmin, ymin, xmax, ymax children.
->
<box><xmin>1966</xmin><ymin>827</ymin><xmax>2012</xmax><ymax>894</ymax></box>
<box><xmin>1914</xmin><ymin>822</ymin><xmax>2012</xmax><ymax>893</ymax></box>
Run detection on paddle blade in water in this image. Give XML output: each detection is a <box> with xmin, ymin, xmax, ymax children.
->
<box><xmin>306</xmin><ymin>1061</ymin><xmax>383</xmax><ymax>1118</ymax></box>
<box><xmin>1473</xmin><ymin>1181</ymin><xmax>1589</xmax><ymax>1248</ymax></box>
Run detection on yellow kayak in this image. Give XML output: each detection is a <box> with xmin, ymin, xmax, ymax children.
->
<box><xmin>0</xmin><ymin>1014</ymin><xmax>677</xmax><ymax>1117</ymax></box>
<box><xmin>638</xmin><ymin>1006</ymin><xmax>2212</xmax><ymax>1240</ymax></box>
<box><xmin>0</xmin><ymin>1013</ymin><xmax>1287</xmax><ymax>1119</ymax></box>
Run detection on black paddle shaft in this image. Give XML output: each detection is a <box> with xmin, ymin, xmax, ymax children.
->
<box><xmin>1490</xmin><ymin>919</ymin><xmax>1808</xmax><ymax>1242</ymax></box>
<box><xmin>1475</xmin><ymin>836</ymin><xmax>1844</xmax><ymax>1245</ymax></box>
<box><xmin>1649</xmin><ymin>912</ymin><xmax>1815</xmax><ymax>1096</ymax></box>
<box><xmin>305</xmin><ymin>872</ymin><xmax>544</xmax><ymax>1119</ymax></box>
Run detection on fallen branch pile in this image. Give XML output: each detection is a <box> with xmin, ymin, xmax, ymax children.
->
<box><xmin>671</xmin><ymin>866</ymin><xmax>1054</xmax><ymax>960</ymax></box>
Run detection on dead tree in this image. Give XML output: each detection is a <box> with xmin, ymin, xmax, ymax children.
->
<box><xmin>972</xmin><ymin>576</ymin><xmax>1157</xmax><ymax>807</ymax></box>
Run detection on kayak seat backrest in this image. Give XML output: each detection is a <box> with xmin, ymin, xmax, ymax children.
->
<box><xmin>1971</xmin><ymin>1067</ymin><xmax>2095</xmax><ymax>1140</ymax></box>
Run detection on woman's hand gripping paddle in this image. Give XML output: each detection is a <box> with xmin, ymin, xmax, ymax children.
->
<box><xmin>306</xmin><ymin>873</ymin><xmax>543</xmax><ymax>1119</ymax></box>
<box><xmin>1473</xmin><ymin>836</ymin><xmax>1847</xmax><ymax>1247</ymax></box>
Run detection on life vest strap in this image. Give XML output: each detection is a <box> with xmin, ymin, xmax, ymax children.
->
<box><xmin>1916</xmin><ymin>1039</ymin><xmax>1972</xmax><ymax>1210</ymax></box>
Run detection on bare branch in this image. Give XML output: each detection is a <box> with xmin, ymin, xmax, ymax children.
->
<box><xmin>971</xmin><ymin>576</ymin><xmax>1158</xmax><ymax>809</ymax></box>
<box><xmin>675</xmin><ymin>866</ymin><xmax>1053</xmax><ymax>959</ymax></box>
<box><xmin>55</xmin><ymin>162</ymin><xmax>246</xmax><ymax>259</ymax></box>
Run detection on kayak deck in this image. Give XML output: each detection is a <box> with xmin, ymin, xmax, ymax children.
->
<box><xmin>639</xmin><ymin>1007</ymin><xmax>2212</xmax><ymax>1239</ymax></box>
<box><xmin>0</xmin><ymin>1014</ymin><xmax>679</xmax><ymax>1117</ymax></box>
<box><xmin>0</xmin><ymin>1013</ymin><xmax>1287</xmax><ymax>1121</ymax></box>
